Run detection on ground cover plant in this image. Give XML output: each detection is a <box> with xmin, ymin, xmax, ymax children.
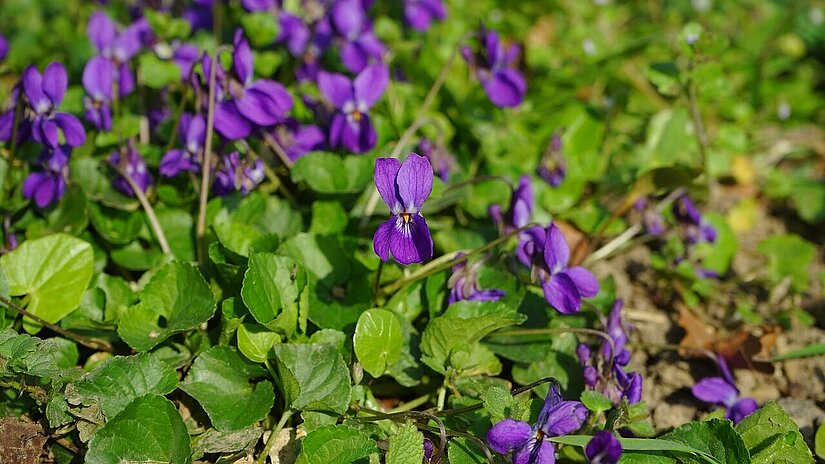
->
<box><xmin>0</xmin><ymin>0</ymin><xmax>823</xmax><ymax>463</ymax></box>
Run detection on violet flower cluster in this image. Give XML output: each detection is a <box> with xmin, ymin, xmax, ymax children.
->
<box><xmin>585</xmin><ymin>431</ymin><xmax>623</xmax><ymax>464</ymax></box>
<box><xmin>447</xmin><ymin>254</ymin><xmax>505</xmax><ymax>304</ymax></box>
<box><xmin>462</xmin><ymin>26</ymin><xmax>527</xmax><ymax>108</ymax></box>
<box><xmin>537</xmin><ymin>131</ymin><xmax>566</xmax><ymax>188</ymax></box>
<box><xmin>691</xmin><ymin>355</ymin><xmax>758</xmax><ymax>424</ymax></box>
<box><xmin>487</xmin><ymin>383</ymin><xmax>588</xmax><ymax>464</ymax></box>
<box><xmin>577</xmin><ymin>299</ymin><xmax>643</xmax><ymax>405</ymax></box>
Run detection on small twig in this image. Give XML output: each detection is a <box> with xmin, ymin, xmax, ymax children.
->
<box><xmin>261</xmin><ymin>131</ymin><xmax>294</xmax><ymax>168</ymax></box>
<box><xmin>196</xmin><ymin>45</ymin><xmax>230</xmax><ymax>263</ymax></box>
<box><xmin>255</xmin><ymin>409</ymin><xmax>293</xmax><ymax>464</ymax></box>
<box><xmin>0</xmin><ymin>295</ymin><xmax>113</xmax><ymax>352</ymax></box>
<box><xmin>0</xmin><ymin>379</ymin><xmax>49</xmax><ymax>403</ymax></box>
<box><xmin>357</xmin><ymin>39</ymin><xmax>464</xmax><ymax>228</ymax></box>
<box><xmin>111</xmin><ymin>164</ymin><xmax>171</xmax><ymax>255</ymax></box>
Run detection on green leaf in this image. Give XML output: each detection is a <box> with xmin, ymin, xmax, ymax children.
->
<box><xmin>484</xmin><ymin>385</ymin><xmax>516</xmax><ymax>423</ymax></box>
<box><xmin>88</xmin><ymin>202</ymin><xmax>143</xmax><ymax>245</ymax></box>
<box><xmin>291</xmin><ymin>152</ymin><xmax>372</xmax><ymax>193</ymax></box>
<box><xmin>296</xmin><ymin>424</ymin><xmax>376</xmax><ymax>464</ymax></box>
<box><xmin>279</xmin><ymin>233</ymin><xmax>350</xmax><ymax>285</ymax></box>
<box><xmin>309</xmin><ymin>201</ymin><xmax>349</xmax><ymax>235</ymax></box>
<box><xmin>214</xmin><ymin>220</ymin><xmax>264</xmax><ymax>257</ymax></box>
<box><xmin>735</xmin><ymin>402</ymin><xmax>814</xmax><ymax>464</ymax></box>
<box><xmin>581</xmin><ymin>391</ymin><xmax>613</xmax><ymax>414</ymax></box>
<box><xmin>241</xmin><ymin>253</ymin><xmax>306</xmax><ymax>324</ymax></box>
<box><xmin>138</xmin><ymin>54</ymin><xmax>182</xmax><ymax>89</ymax></box>
<box><xmin>815</xmin><ymin>423</ymin><xmax>824</xmax><ymax>460</ymax></box>
<box><xmin>757</xmin><ymin>234</ymin><xmax>816</xmax><ymax>292</ymax></box>
<box><xmin>237</xmin><ymin>323</ymin><xmax>280</xmax><ymax>363</ymax></box>
<box><xmin>353</xmin><ymin>309</ymin><xmax>403</xmax><ymax>377</ymax></box>
<box><xmin>661</xmin><ymin>418</ymin><xmax>750</xmax><ymax>464</ymax></box>
<box><xmin>272</xmin><ymin>342</ymin><xmax>351</xmax><ymax>413</ymax></box>
<box><xmin>85</xmin><ymin>394</ymin><xmax>191</xmax><ymax>464</ymax></box>
<box><xmin>191</xmin><ymin>427</ymin><xmax>263</xmax><ymax>460</ymax></box>
<box><xmin>447</xmin><ymin>437</ymin><xmax>487</xmax><ymax>464</ymax></box>
<box><xmin>637</xmin><ymin>108</ymin><xmax>700</xmax><ymax>173</ymax></box>
<box><xmin>69</xmin><ymin>353</ymin><xmax>178</xmax><ymax>419</ymax></box>
<box><xmin>241</xmin><ymin>11</ymin><xmax>280</xmax><ymax>47</ymax></box>
<box><xmin>772</xmin><ymin>342</ymin><xmax>825</xmax><ymax>361</ymax></box>
<box><xmin>0</xmin><ymin>328</ymin><xmax>62</xmax><ymax>379</ymax></box>
<box><xmin>0</xmin><ymin>234</ymin><xmax>93</xmax><ymax>329</ymax></box>
<box><xmin>118</xmin><ymin>261</ymin><xmax>216</xmax><ymax>351</ymax></box>
<box><xmin>695</xmin><ymin>213</ymin><xmax>737</xmax><ymax>275</ymax></box>
<box><xmin>180</xmin><ymin>346</ymin><xmax>275</xmax><ymax>432</ymax></box>
<box><xmin>386</xmin><ymin>423</ymin><xmax>424</xmax><ymax>464</ymax></box>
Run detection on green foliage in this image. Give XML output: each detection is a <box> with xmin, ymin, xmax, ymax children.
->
<box><xmin>735</xmin><ymin>402</ymin><xmax>814</xmax><ymax>464</ymax></box>
<box><xmin>272</xmin><ymin>342</ymin><xmax>351</xmax><ymax>413</ymax></box>
<box><xmin>297</xmin><ymin>424</ymin><xmax>376</xmax><ymax>464</ymax></box>
<box><xmin>757</xmin><ymin>234</ymin><xmax>816</xmax><ymax>292</ymax></box>
<box><xmin>353</xmin><ymin>308</ymin><xmax>403</xmax><ymax>377</ymax></box>
<box><xmin>386</xmin><ymin>423</ymin><xmax>425</xmax><ymax>464</ymax></box>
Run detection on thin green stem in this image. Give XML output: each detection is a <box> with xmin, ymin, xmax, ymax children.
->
<box><xmin>372</xmin><ymin>259</ymin><xmax>384</xmax><ymax>303</ymax></box>
<box><xmin>379</xmin><ymin>223</ymin><xmax>536</xmax><ymax>296</ymax></box>
<box><xmin>0</xmin><ymin>295</ymin><xmax>113</xmax><ymax>352</ymax></box>
<box><xmin>685</xmin><ymin>57</ymin><xmax>710</xmax><ymax>190</ymax></box>
<box><xmin>255</xmin><ymin>409</ymin><xmax>293</xmax><ymax>464</ymax></box>
<box><xmin>112</xmin><ymin>163</ymin><xmax>171</xmax><ymax>255</ymax></box>
<box><xmin>0</xmin><ymin>379</ymin><xmax>49</xmax><ymax>403</ymax></box>
<box><xmin>261</xmin><ymin>131</ymin><xmax>294</xmax><ymax>168</ymax></box>
<box><xmin>164</xmin><ymin>87</ymin><xmax>190</xmax><ymax>154</ymax></box>
<box><xmin>387</xmin><ymin>394</ymin><xmax>431</xmax><ymax>414</ymax></box>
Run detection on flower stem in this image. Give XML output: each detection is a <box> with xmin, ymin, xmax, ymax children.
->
<box><xmin>685</xmin><ymin>57</ymin><xmax>710</xmax><ymax>191</ymax></box>
<box><xmin>0</xmin><ymin>379</ymin><xmax>49</xmax><ymax>403</ymax></box>
<box><xmin>163</xmin><ymin>86</ymin><xmax>190</xmax><ymax>154</ymax></box>
<box><xmin>196</xmin><ymin>46</ymin><xmax>230</xmax><ymax>264</ymax></box>
<box><xmin>112</xmin><ymin>164</ymin><xmax>171</xmax><ymax>255</ymax></box>
<box><xmin>379</xmin><ymin>223</ymin><xmax>536</xmax><ymax>297</ymax></box>
<box><xmin>0</xmin><ymin>294</ymin><xmax>113</xmax><ymax>352</ymax></box>
<box><xmin>255</xmin><ymin>409</ymin><xmax>293</xmax><ymax>464</ymax></box>
<box><xmin>357</xmin><ymin>40</ymin><xmax>463</xmax><ymax>228</ymax></box>
<box><xmin>261</xmin><ymin>130</ymin><xmax>294</xmax><ymax>168</ymax></box>
<box><xmin>372</xmin><ymin>259</ymin><xmax>384</xmax><ymax>303</ymax></box>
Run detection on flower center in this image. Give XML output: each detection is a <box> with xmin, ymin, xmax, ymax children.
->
<box><xmin>400</xmin><ymin>212</ymin><xmax>413</xmax><ymax>223</ymax></box>
<box><xmin>350</xmin><ymin>110</ymin><xmax>362</xmax><ymax>122</ymax></box>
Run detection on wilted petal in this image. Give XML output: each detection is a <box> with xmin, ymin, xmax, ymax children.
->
<box><xmin>54</xmin><ymin>113</ymin><xmax>86</xmax><ymax>146</ymax></box>
<box><xmin>233</xmin><ymin>29</ymin><xmax>254</xmax><ymax>85</ymax></box>
<box><xmin>214</xmin><ymin>101</ymin><xmax>253</xmax><ymax>140</ymax></box>
<box><xmin>541</xmin><ymin>401</ymin><xmax>588</xmax><ymax>436</ymax></box>
<box><xmin>88</xmin><ymin>11</ymin><xmax>117</xmax><ymax>52</ymax></box>
<box><xmin>389</xmin><ymin>214</ymin><xmax>433</xmax><ymax>265</ymax></box>
<box><xmin>83</xmin><ymin>56</ymin><xmax>114</xmax><ymax>100</ymax></box>
<box><xmin>42</xmin><ymin>62</ymin><xmax>67</xmax><ymax>105</ymax></box>
<box><xmin>373</xmin><ymin>218</ymin><xmax>394</xmax><ymax>262</ymax></box>
<box><xmin>317</xmin><ymin>71</ymin><xmax>353</xmax><ymax>110</ymax></box>
<box><xmin>486</xmin><ymin>419</ymin><xmax>532</xmax><ymax>454</ymax></box>
<box><xmin>543</xmin><ymin>223</ymin><xmax>570</xmax><ymax>273</ymax></box>
<box><xmin>354</xmin><ymin>63</ymin><xmax>388</xmax><ymax>109</ymax></box>
<box><xmin>728</xmin><ymin>398</ymin><xmax>758</xmax><ymax>424</ymax></box>
<box><xmin>396</xmin><ymin>153</ymin><xmax>433</xmax><ymax>211</ymax></box>
<box><xmin>542</xmin><ymin>272</ymin><xmax>581</xmax><ymax>314</ymax></box>
<box><xmin>513</xmin><ymin>439</ymin><xmax>555</xmax><ymax>464</ymax></box>
<box><xmin>692</xmin><ymin>377</ymin><xmax>738</xmax><ymax>407</ymax></box>
<box><xmin>374</xmin><ymin>157</ymin><xmax>402</xmax><ymax>212</ymax></box>
<box><xmin>566</xmin><ymin>266</ymin><xmax>599</xmax><ymax>298</ymax></box>
<box><xmin>585</xmin><ymin>431</ymin><xmax>622</xmax><ymax>464</ymax></box>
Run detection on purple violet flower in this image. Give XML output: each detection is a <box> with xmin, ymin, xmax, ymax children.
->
<box><xmin>88</xmin><ymin>12</ymin><xmax>149</xmax><ymax>97</ymax></box>
<box><xmin>279</xmin><ymin>12</ymin><xmax>312</xmax><ymax>57</ymax></box>
<box><xmin>404</xmin><ymin>0</ymin><xmax>446</xmax><ymax>32</ymax></box>
<box><xmin>110</xmin><ymin>145</ymin><xmax>153</xmax><ymax>196</ymax></box>
<box><xmin>673</xmin><ymin>195</ymin><xmax>716</xmax><ymax>244</ymax></box>
<box><xmin>241</xmin><ymin>0</ymin><xmax>279</xmax><ymax>11</ymax></box>
<box><xmin>270</xmin><ymin>118</ymin><xmax>326</xmax><ymax>162</ymax></box>
<box><xmin>82</xmin><ymin>56</ymin><xmax>114</xmax><ymax>131</ymax></box>
<box><xmin>213</xmin><ymin>152</ymin><xmax>265</xmax><ymax>196</ymax></box>
<box><xmin>528</xmin><ymin>223</ymin><xmax>599</xmax><ymax>314</ymax></box>
<box><xmin>22</xmin><ymin>63</ymin><xmax>86</xmax><ymax>149</ymax></box>
<box><xmin>633</xmin><ymin>197</ymin><xmax>665</xmax><ymax>236</ymax></box>
<box><xmin>423</xmin><ymin>437</ymin><xmax>434</xmax><ymax>462</ymax></box>
<box><xmin>418</xmin><ymin>138</ymin><xmax>455</xmax><ymax>182</ymax></box>
<box><xmin>538</xmin><ymin>132</ymin><xmax>566</xmax><ymax>188</ymax></box>
<box><xmin>23</xmin><ymin>146</ymin><xmax>71</xmax><ymax>208</ymax></box>
<box><xmin>692</xmin><ymin>356</ymin><xmax>759</xmax><ymax>424</ymax></box>
<box><xmin>318</xmin><ymin>63</ymin><xmax>387</xmax><ymax>154</ymax></box>
<box><xmin>330</xmin><ymin>0</ymin><xmax>385</xmax><ymax>73</ymax></box>
<box><xmin>447</xmin><ymin>254</ymin><xmax>505</xmax><ymax>304</ymax></box>
<box><xmin>0</xmin><ymin>88</ymin><xmax>27</xmax><ymax>143</ymax></box>
<box><xmin>160</xmin><ymin>113</ymin><xmax>205</xmax><ymax>177</ymax></box>
<box><xmin>585</xmin><ymin>431</ymin><xmax>622</xmax><ymax>464</ymax></box>
<box><xmin>490</xmin><ymin>175</ymin><xmax>533</xmax><ymax>235</ymax></box>
<box><xmin>0</xmin><ymin>34</ymin><xmax>8</xmax><ymax>61</ymax></box>
<box><xmin>487</xmin><ymin>384</ymin><xmax>588</xmax><ymax>464</ymax></box>
<box><xmin>462</xmin><ymin>27</ymin><xmax>527</xmax><ymax>108</ymax></box>
<box><xmin>373</xmin><ymin>154</ymin><xmax>434</xmax><ymax>265</ymax></box>
<box><xmin>183</xmin><ymin>0</ymin><xmax>214</xmax><ymax>31</ymax></box>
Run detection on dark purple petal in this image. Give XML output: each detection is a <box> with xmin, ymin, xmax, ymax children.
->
<box><xmin>481</xmin><ymin>68</ymin><xmax>526</xmax><ymax>108</ymax></box>
<box><xmin>331</xmin><ymin>0</ymin><xmax>367</xmax><ymax>40</ymax></box>
<box><xmin>692</xmin><ymin>377</ymin><xmax>738</xmax><ymax>407</ymax></box>
<box><xmin>585</xmin><ymin>431</ymin><xmax>622</xmax><ymax>464</ymax></box>
<box><xmin>317</xmin><ymin>71</ymin><xmax>353</xmax><ymax>110</ymax></box>
<box><xmin>185</xmin><ymin>114</ymin><xmax>206</xmax><ymax>152</ymax></box>
<box><xmin>396</xmin><ymin>153</ymin><xmax>433</xmax><ymax>212</ymax></box>
<box><xmin>116</xmin><ymin>62</ymin><xmax>136</xmax><ymax>97</ymax></box>
<box><xmin>373</xmin><ymin>218</ymin><xmax>394</xmax><ymax>262</ymax></box>
<box><xmin>88</xmin><ymin>11</ymin><xmax>117</xmax><ymax>52</ymax></box>
<box><xmin>113</xmin><ymin>19</ymin><xmax>148</xmax><ymax>62</ymax></box>
<box><xmin>54</xmin><ymin>113</ymin><xmax>86</xmax><ymax>147</ymax></box>
<box><xmin>623</xmin><ymin>372</ymin><xmax>643</xmax><ymax>404</ymax></box>
<box><xmin>389</xmin><ymin>214</ymin><xmax>433</xmax><ymax>265</ymax></box>
<box><xmin>512</xmin><ymin>175</ymin><xmax>533</xmax><ymax>227</ymax></box>
<box><xmin>514</xmin><ymin>439</ymin><xmax>555</xmax><ymax>464</ymax></box>
<box><xmin>541</xmin><ymin>401</ymin><xmax>588</xmax><ymax>436</ymax></box>
<box><xmin>404</xmin><ymin>2</ymin><xmax>434</xmax><ymax>31</ymax></box>
<box><xmin>728</xmin><ymin>398</ymin><xmax>758</xmax><ymax>424</ymax></box>
<box><xmin>467</xmin><ymin>288</ymin><xmax>505</xmax><ymax>302</ymax></box>
<box><xmin>23</xmin><ymin>172</ymin><xmax>47</xmax><ymax>201</ymax></box>
<box><xmin>33</xmin><ymin>176</ymin><xmax>60</xmax><ymax>208</ymax></box>
<box><xmin>353</xmin><ymin>63</ymin><xmax>388</xmax><ymax>109</ymax></box>
<box><xmin>340</xmin><ymin>32</ymin><xmax>385</xmax><ymax>74</ymax></box>
<box><xmin>160</xmin><ymin>149</ymin><xmax>199</xmax><ymax>177</ymax></box>
<box><xmin>173</xmin><ymin>43</ymin><xmax>200</xmax><ymax>78</ymax></box>
<box><xmin>583</xmin><ymin>366</ymin><xmax>599</xmax><ymax>388</ymax></box>
<box><xmin>486</xmin><ymin>419</ymin><xmax>532</xmax><ymax>454</ymax></box>
<box><xmin>340</xmin><ymin>113</ymin><xmax>376</xmax><ymax>153</ymax></box>
<box><xmin>42</xmin><ymin>62</ymin><xmax>67</xmax><ymax>105</ymax></box>
<box><xmin>37</xmin><ymin>119</ymin><xmax>61</xmax><ymax>148</ymax></box>
<box><xmin>278</xmin><ymin>13</ymin><xmax>310</xmax><ymax>56</ymax></box>
<box><xmin>236</xmin><ymin>83</ymin><xmax>292</xmax><ymax>126</ymax></box>
<box><xmin>233</xmin><ymin>29</ymin><xmax>254</xmax><ymax>85</ymax></box>
<box><xmin>566</xmin><ymin>266</ymin><xmax>599</xmax><ymax>298</ymax></box>
<box><xmin>241</xmin><ymin>0</ymin><xmax>277</xmax><ymax>11</ymax></box>
<box><xmin>328</xmin><ymin>112</ymin><xmax>346</xmax><ymax>149</ymax></box>
<box><xmin>543</xmin><ymin>223</ymin><xmax>570</xmax><ymax>273</ymax></box>
<box><xmin>23</xmin><ymin>66</ymin><xmax>48</xmax><ymax>110</ymax></box>
<box><xmin>214</xmin><ymin>101</ymin><xmax>253</xmax><ymax>140</ymax></box>
<box><xmin>374</xmin><ymin>157</ymin><xmax>402</xmax><ymax>212</ymax></box>
<box><xmin>577</xmin><ymin>343</ymin><xmax>592</xmax><ymax>366</ymax></box>
<box><xmin>717</xmin><ymin>356</ymin><xmax>736</xmax><ymax>387</ymax></box>
<box><xmin>0</xmin><ymin>34</ymin><xmax>7</xmax><ymax>61</ymax></box>
<box><xmin>83</xmin><ymin>56</ymin><xmax>114</xmax><ymax>100</ymax></box>
<box><xmin>542</xmin><ymin>272</ymin><xmax>581</xmax><ymax>314</ymax></box>
<box><xmin>675</xmin><ymin>195</ymin><xmax>702</xmax><ymax>225</ymax></box>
